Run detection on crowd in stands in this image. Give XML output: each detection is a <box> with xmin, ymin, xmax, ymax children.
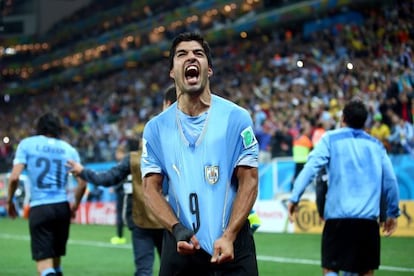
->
<box><xmin>0</xmin><ymin>0</ymin><xmax>413</xmax><ymax>172</ymax></box>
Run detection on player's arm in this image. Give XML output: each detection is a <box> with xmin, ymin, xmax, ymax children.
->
<box><xmin>67</xmin><ymin>155</ymin><xmax>130</xmax><ymax>187</ymax></box>
<box><xmin>71</xmin><ymin>176</ymin><xmax>87</xmax><ymax>218</ymax></box>
<box><xmin>143</xmin><ymin>173</ymin><xmax>177</xmax><ymax>230</ymax></box>
<box><xmin>7</xmin><ymin>163</ymin><xmax>25</xmax><ymax>218</ymax></box>
<box><xmin>211</xmin><ymin>165</ymin><xmax>258</xmax><ymax>263</ymax></box>
<box><xmin>287</xmin><ymin>160</ymin><xmax>319</xmax><ymax>223</ymax></box>
<box><xmin>226</xmin><ymin>166</ymin><xmax>258</xmax><ymax>241</ymax></box>
<box><xmin>143</xmin><ymin>173</ymin><xmax>200</xmax><ymax>254</ymax></box>
<box><xmin>289</xmin><ymin>136</ymin><xmax>329</xmax><ymax>222</ymax></box>
<box><xmin>381</xmin><ymin>154</ymin><xmax>400</xmax><ymax>236</ymax></box>
<box><xmin>141</xmin><ymin>125</ymin><xmax>178</xmax><ymax>230</ymax></box>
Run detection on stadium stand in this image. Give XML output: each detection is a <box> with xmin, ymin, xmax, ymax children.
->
<box><xmin>0</xmin><ymin>0</ymin><xmax>413</xmax><ymax>173</ymax></box>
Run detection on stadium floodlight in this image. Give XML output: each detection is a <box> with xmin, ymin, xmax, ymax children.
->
<box><xmin>4</xmin><ymin>47</ymin><xmax>17</xmax><ymax>55</ymax></box>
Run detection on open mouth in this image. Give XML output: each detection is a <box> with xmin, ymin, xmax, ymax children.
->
<box><xmin>185</xmin><ymin>65</ymin><xmax>199</xmax><ymax>83</ymax></box>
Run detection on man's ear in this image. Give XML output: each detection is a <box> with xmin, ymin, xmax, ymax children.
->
<box><xmin>208</xmin><ymin>67</ymin><xmax>213</xmax><ymax>78</ymax></box>
<box><xmin>341</xmin><ymin>115</ymin><xmax>346</xmax><ymax>127</ymax></box>
<box><xmin>169</xmin><ymin>69</ymin><xmax>174</xmax><ymax>79</ymax></box>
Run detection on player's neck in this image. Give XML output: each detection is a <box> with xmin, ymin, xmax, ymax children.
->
<box><xmin>178</xmin><ymin>92</ymin><xmax>211</xmax><ymax>116</ymax></box>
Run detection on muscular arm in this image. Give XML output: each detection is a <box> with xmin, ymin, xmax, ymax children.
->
<box><xmin>211</xmin><ymin>166</ymin><xmax>258</xmax><ymax>263</ymax></box>
<box><xmin>144</xmin><ymin>173</ymin><xmax>200</xmax><ymax>254</ymax></box>
<box><xmin>143</xmin><ymin>173</ymin><xmax>178</xmax><ymax>231</ymax></box>
<box><xmin>224</xmin><ymin>166</ymin><xmax>258</xmax><ymax>241</ymax></box>
<box><xmin>71</xmin><ymin>176</ymin><xmax>87</xmax><ymax>217</ymax></box>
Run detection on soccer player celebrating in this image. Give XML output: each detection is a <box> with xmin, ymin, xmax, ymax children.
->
<box><xmin>141</xmin><ymin>32</ymin><xmax>259</xmax><ymax>275</ymax></box>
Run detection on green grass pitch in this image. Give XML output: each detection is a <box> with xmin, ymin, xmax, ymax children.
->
<box><xmin>1</xmin><ymin>218</ymin><xmax>413</xmax><ymax>275</ymax></box>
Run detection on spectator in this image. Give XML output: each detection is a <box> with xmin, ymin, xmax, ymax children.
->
<box><xmin>388</xmin><ymin>113</ymin><xmax>414</xmax><ymax>154</ymax></box>
<box><xmin>370</xmin><ymin>113</ymin><xmax>391</xmax><ymax>152</ymax></box>
<box><xmin>291</xmin><ymin>121</ymin><xmax>313</xmax><ymax>191</ymax></box>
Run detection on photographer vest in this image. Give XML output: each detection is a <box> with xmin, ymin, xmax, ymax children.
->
<box><xmin>129</xmin><ymin>151</ymin><xmax>163</xmax><ymax>229</ymax></box>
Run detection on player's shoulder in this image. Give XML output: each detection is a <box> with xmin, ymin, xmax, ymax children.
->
<box><xmin>144</xmin><ymin>105</ymin><xmax>176</xmax><ymax>137</ymax></box>
<box><xmin>18</xmin><ymin>135</ymin><xmax>42</xmax><ymax>147</ymax></box>
<box><xmin>363</xmin><ymin>131</ymin><xmax>385</xmax><ymax>148</ymax></box>
<box><xmin>59</xmin><ymin>139</ymin><xmax>78</xmax><ymax>151</ymax></box>
<box><xmin>150</xmin><ymin>103</ymin><xmax>176</xmax><ymax>124</ymax></box>
<box><xmin>212</xmin><ymin>94</ymin><xmax>249</xmax><ymax>115</ymax></box>
<box><xmin>212</xmin><ymin>94</ymin><xmax>237</xmax><ymax>107</ymax></box>
<box><xmin>327</xmin><ymin>128</ymin><xmax>384</xmax><ymax>147</ymax></box>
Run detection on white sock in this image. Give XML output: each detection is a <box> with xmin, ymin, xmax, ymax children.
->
<box><xmin>41</xmin><ymin>267</ymin><xmax>55</xmax><ymax>276</ymax></box>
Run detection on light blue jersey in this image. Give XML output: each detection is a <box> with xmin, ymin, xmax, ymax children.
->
<box><xmin>13</xmin><ymin>135</ymin><xmax>81</xmax><ymax>207</ymax></box>
<box><xmin>290</xmin><ymin>127</ymin><xmax>400</xmax><ymax>220</ymax></box>
<box><xmin>141</xmin><ymin>95</ymin><xmax>259</xmax><ymax>255</ymax></box>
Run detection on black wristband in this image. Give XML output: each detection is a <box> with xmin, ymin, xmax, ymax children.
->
<box><xmin>172</xmin><ymin>223</ymin><xmax>194</xmax><ymax>242</ymax></box>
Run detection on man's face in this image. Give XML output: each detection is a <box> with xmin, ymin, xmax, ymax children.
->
<box><xmin>169</xmin><ymin>40</ymin><xmax>212</xmax><ymax>95</ymax></box>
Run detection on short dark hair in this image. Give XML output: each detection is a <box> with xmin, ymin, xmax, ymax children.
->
<box><xmin>168</xmin><ymin>32</ymin><xmax>213</xmax><ymax>70</ymax></box>
<box><xmin>36</xmin><ymin>112</ymin><xmax>63</xmax><ymax>138</ymax></box>
<box><xmin>164</xmin><ymin>84</ymin><xmax>177</xmax><ymax>104</ymax></box>
<box><xmin>342</xmin><ymin>99</ymin><xmax>368</xmax><ymax>129</ymax></box>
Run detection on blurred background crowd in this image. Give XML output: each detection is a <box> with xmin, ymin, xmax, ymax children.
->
<box><xmin>0</xmin><ymin>0</ymin><xmax>413</xmax><ymax>172</ymax></box>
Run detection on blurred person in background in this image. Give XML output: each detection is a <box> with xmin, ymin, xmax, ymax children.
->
<box><xmin>396</xmin><ymin>91</ymin><xmax>413</xmax><ymax>124</ymax></box>
<box><xmin>7</xmin><ymin>112</ymin><xmax>87</xmax><ymax>276</ymax></box>
<box><xmin>253</xmin><ymin>104</ymin><xmax>272</xmax><ymax>163</ymax></box>
<box><xmin>370</xmin><ymin>113</ymin><xmax>391</xmax><ymax>152</ymax></box>
<box><xmin>290</xmin><ymin>121</ymin><xmax>313</xmax><ymax>191</ymax></box>
<box><xmin>288</xmin><ymin>99</ymin><xmax>400</xmax><ymax>276</ymax></box>
<box><xmin>311</xmin><ymin>120</ymin><xmax>327</xmax><ymax>147</ymax></box>
<box><xmin>111</xmin><ymin>144</ymin><xmax>129</xmax><ymax>245</ymax></box>
<box><xmin>270</xmin><ymin>122</ymin><xmax>293</xmax><ymax>158</ymax></box>
<box><xmin>388</xmin><ymin>112</ymin><xmax>414</xmax><ymax>155</ymax></box>
<box><xmin>68</xmin><ymin>138</ymin><xmax>164</xmax><ymax>276</ymax></box>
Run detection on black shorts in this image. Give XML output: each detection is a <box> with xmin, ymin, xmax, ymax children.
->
<box><xmin>322</xmin><ymin>218</ymin><xmax>380</xmax><ymax>273</ymax></box>
<box><xmin>159</xmin><ymin>220</ymin><xmax>258</xmax><ymax>276</ymax></box>
<box><xmin>29</xmin><ymin>202</ymin><xmax>71</xmax><ymax>261</ymax></box>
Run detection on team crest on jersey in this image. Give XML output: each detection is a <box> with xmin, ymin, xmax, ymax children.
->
<box><xmin>241</xmin><ymin>126</ymin><xmax>258</xmax><ymax>149</ymax></box>
<box><xmin>205</xmin><ymin>166</ymin><xmax>219</xmax><ymax>184</ymax></box>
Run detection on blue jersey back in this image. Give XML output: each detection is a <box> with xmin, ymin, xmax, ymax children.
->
<box><xmin>141</xmin><ymin>95</ymin><xmax>258</xmax><ymax>255</ymax></box>
<box><xmin>13</xmin><ymin>135</ymin><xmax>81</xmax><ymax>207</ymax></box>
<box><xmin>291</xmin><ymin>127</ymin><xmax>400</xmax><ymax>220</ymax></box>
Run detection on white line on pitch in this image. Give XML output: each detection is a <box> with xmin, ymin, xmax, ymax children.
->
<box><xmin>257</xmin><ymin>255</ymin><xmax>414</xmax><ymax>273</ymax></box>
<box><xmin>1</xmin><ymin>233</ymin><xmax>413</xmax><ymax>273</ymax></box>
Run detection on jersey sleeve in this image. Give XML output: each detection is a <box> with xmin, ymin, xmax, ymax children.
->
<box><xmin>141</xmin><ymin>120</ymin><xmax>163</xmax><ymax>177</ymax></box>
<box><xmin>233</xmin><ymin>108</ymin><xmax>259</xmax><ymax>168</ymax></box>
<box><xmin>69</xmin><ymin>145</ymin><xmax>82</xmax><ymax>163</ymax></box>
<box><xmin>381</xmin><ymin>152</ymin><xmax>400</xmax><ymax>218</ymax></box>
